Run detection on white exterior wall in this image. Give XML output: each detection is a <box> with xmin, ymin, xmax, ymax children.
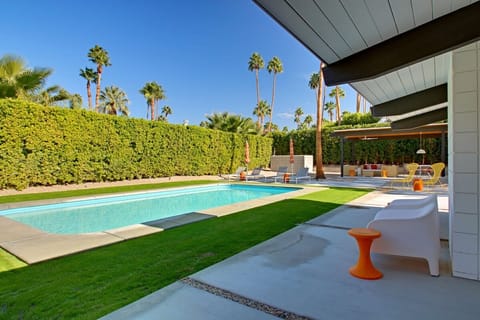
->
<box><xmin>449</xmin><ymin>41</ymin><xmax>480</xmax><ymax>280</ymax></box>
<box><xmin>270</xmin><ymin>155</ymin><xmax>313</xmax><ymax>174</ymax></box>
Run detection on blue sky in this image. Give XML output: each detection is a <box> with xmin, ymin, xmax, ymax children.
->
<box><xmin>2</xmin><ymin>0</ymin><xmax>362</xmax><ymax>129</ymax></box>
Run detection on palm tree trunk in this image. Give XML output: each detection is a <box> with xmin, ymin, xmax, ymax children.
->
<box><xmin>356</xmin><ymin>92</ymin><xmax>361</xmax><ymax>113</ymax></box>
<box><xmin>335</xmin><ymin>85</ymin><xmax>341</xmax><ymax>125</ymax></box>
<box><xmin>255</xmin><ymin>69</ymin><xmax>260</xmax><ymax>107</ymax></box>
<box><xmin>268</xmin><ymin>73</ymin><xmax>277</xmax><ymax>132</ymax></box>
<box><xmin>150</xmin><ymin>97</ymin><xmax>155</xmax><ymax>120</ymax></box>
<box><xmin>316</xmin><ymin>63</ymin><xmax>326</xmax><ymax>179</ymax></box>
<box><xmin>86</xmin><ymin>81</ymin><xmax>92</xmax><ymax>110</ymax></box>
<box><xmin>95</xmin><ymin>69</ymin><xmax>102</xmax><ymax>112</ymax></box>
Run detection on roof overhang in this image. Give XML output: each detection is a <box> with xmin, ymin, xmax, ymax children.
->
<box><xmin>322</xmin><ymin>2</ymin><xmax>480</xmax><ymax>86</ymax></box>
<box><xmin>390</xmin><ymin>107</ymin><xmax>448</xmax><ymax>130</ymax></box>
<box><xmin>371</xmin><ymin>84</ymin><xmax>447</xmax><ymax>117</ymax></box>
<box><xmin>254</xmin><ymin>0</ymin><xmax>480</xmax><ymax>85</ymax></box>
<box><xmin>331</xmin><ymin>123</ymin><xmax>447</xmax><ymax>141</ymax></box>
<box><xmin>254</xmin><ymin>0</ymin><xmax>479</xmax><ymax>129</ymax></box>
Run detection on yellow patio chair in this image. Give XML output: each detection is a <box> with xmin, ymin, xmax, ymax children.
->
<box><xmin>423</xmin><ymin>162</ymin><xmax>445</xmax><ymax>187</ymax></box>
<box><xmin>390</xmin><ymin>163</ymin><xmax>419</xmax><ymax>188</ymax></box>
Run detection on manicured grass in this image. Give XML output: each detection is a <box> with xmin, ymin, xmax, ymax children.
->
<box><xmin>0</xmin><ymin>180</ymin><xmax>217</xmax><ymax>204</ymax></box>
<box><xmin>0</xmin><ymin>187</ymin><xmax>370</xmax><ymax>319</ymax></box>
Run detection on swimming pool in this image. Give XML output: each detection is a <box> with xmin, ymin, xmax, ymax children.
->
<box><xmin>1</xmin><ymin>184</ymin><xmax>298</xmax><ymax>234</ymax></box>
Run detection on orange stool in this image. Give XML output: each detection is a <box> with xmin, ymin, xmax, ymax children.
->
<box><xmin>413</xmin><ymin>178</ymin><xmax>423</xmax><ymax>191</ymax></box>
<box><xmin>349</xmin><ymin>169</ymin><xmax>355</xmax><ymax>176</ymax></box>
<box><xmin>348</xmin><ymin>228</ymin><xmax>383</xmax><ymax>280</ymax></box>
<box><xmin>240</xmin><ymin>171</ymin><xmax>246</xmax><ymax>181</ymax></box>
<box><xmin>283</xmin><ymin>173</ymin><xmax>290</xmax><ymax>183</ymax></box>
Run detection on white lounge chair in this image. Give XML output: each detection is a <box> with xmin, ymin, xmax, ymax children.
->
<box><xmin>265</xmin><ymin>166</ymin><xmax>288</xmax><ymax>183</ymax></box>
<box><xmin>289</xmin><ymin>167</ymin><xmax>311</xmax><ymax>184</ymax></box>
<box><xmin>367</xmin><ymin>195</ymin><xmax>440</xmax><ymax>276</ymax></box>
<box><xmin>386</xmin><ymin>194</ymin><xmax>438</xmax><ymax>209</ymax></box>
<box><xmin>245</xmin><ymin>167</ymin><xmax>265</xmax><ymax>181</ymax></box>
<box><xmin>226</xmin><ymin>167</ymin><xmax>245</xmax><ymax>181</ymax></box>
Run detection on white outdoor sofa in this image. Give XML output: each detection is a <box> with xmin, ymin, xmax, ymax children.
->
<box><xmin>367</xmin><ymin>194</ymin><xmax>440</xmax><ymax>276</ymax></box>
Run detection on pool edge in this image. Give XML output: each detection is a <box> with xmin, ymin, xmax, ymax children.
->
<box><xmin>0</xmin><ymin>185</ymin><xmax>323</xmax><ymax>264</ymax></box>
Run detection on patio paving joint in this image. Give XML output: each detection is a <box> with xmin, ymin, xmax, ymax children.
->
<box><xmin>181</xmin><ymin>277</ymin><xmax>313</xmax><ymax>320</ymax></box>
<box><xmin>302</xmin><ymin>222</ymin><xmax>351</xmax><ymax>230</ymax></box>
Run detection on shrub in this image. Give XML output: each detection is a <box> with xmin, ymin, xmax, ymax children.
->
<box><xmin>0</xmin><ymin>99</ymin><xmax>272</xmax><ymax>190</ymax></box>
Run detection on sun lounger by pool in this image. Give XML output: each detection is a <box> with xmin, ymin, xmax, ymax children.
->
<box><xmin>289</xmin><ymin>167</ymin><xmax>311</xmax><ymax>184</ymax></box>
<box><xmin>264</xmin><ymin>166</ymin><xmax>288</xmax><ymax>183</ymax></box>
<box><xmin>226</xmin><ymin>167</ymin><xmax>245</xmax><ymax>181</ymax></box>
<box><xmin>245</xmin><ymin>167</ymin><xmax>265</xmax><ymax>181</ymax></box>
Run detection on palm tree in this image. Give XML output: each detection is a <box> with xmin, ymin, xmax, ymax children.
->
<box><xmin>294</xmin><ymin>107</ymin><xmax>304</xmax><ymax>128</ymax></box>
<box><xmin>264</xmin><ymin>121</ymin><xmax>279</xmax><ymax>132</ymax></box>
<box><xmin>266</xmin><ymin>56</ymin><xmax>283</xmax><ymax>132</ymax></box>
<box><xmin>69</xmin><ymin>94</ymin><xmax>83</xmax><ymax>109</ymax></box>
<box><xmin>79</xmin><ymin>67</ymin><xmax>97</xmax><ymax>110</ymax></box>
<box><xmin>329</xmin><ymin>86</ymin><xmax>345</xmax><ymax>124</ymax></box>
<box><xmin>324</xmin><ymin>101</ymin><xmax>336</xmax><ymax>121</ymax></box>
<box><xmin>201</xmin><ymin>112</ymin><xmax>257</xmax><ymax>134</ymax></box>
<box><xmin>253</xmin><ymin>100</ymin><xmax>270</xmax><ymax>130</ymax></box>
<box><xmin>160</xmin><ymin>105</ymin><xmax>173</xmax><ymax>122</ymax></box>
<box><xmin>0</xmin><ymin>54</ymin><xmax>52</xmax><ymax>99</ymax></box>
<box><xmin>248</xmin><ymin>52</ymin><xmax>264</xmax><ymax>109</ymax></box>
<box><xmin>309</xmin><ymin>63</ymin><xmax>326</xmax><ymax>179</ymax></box>
<box><xmin>303</xmin><ymin>114</ymin><xmax>313</xmax><ymax>128</ymax></box>
<box><xmin>99</xmin><ymin>86</ymin><xmax>129</xmax><ymax>116</ymax></box>
<box><xmin>139</xmin><ymin>81</ymin><xmax>165</xmax><ymax>120</ymax></box>
<box><xmin>34</xmin><ymin>85</ymin><xmax>71</xmax><ymax>106</ymax></box>
<box><xmin>88</xmin><ymin>45</ymin><xmax>111</xmax><ymax>112</ymax></box>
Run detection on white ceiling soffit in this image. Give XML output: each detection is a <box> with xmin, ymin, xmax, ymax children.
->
<box><xmin>350</xmin><ymin>53</ymin><xmax>450</xmax><ymax>105</ymax></box>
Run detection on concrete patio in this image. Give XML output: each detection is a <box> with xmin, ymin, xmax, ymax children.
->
<box><xmin>102</xmin><ymin>186</ymin><xmax>480</xmax><ymax>320</ymax></box>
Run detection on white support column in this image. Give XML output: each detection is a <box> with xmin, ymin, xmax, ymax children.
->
<box><xmin>449</xmin><ymin>41</ymin><xmax>480</xmax><ymax>280</ymax></box>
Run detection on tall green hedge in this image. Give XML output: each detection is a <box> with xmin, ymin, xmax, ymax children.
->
<box><xmin>0</xmin><ymin>99</ymin><xmax>272</xmax><ymax>190</ymax></box>
<box><xmin>272</xmin><ymin>125</ymin><xmax>445</xmax><ymax>166</ymax></box>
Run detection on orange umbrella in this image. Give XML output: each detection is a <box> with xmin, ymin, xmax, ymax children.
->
<box><xmin>289</xmin><ymin>138</ymin><xmax>294</xmax><ymax>173</ymax></box>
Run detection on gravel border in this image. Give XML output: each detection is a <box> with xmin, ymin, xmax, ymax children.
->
<box><xmin>181</xmin><ymin>277</ymin><xmax>313</xmax><ymax>320</ymax></box>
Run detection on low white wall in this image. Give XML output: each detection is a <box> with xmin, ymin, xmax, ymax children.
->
<box><xmin>270</xmin><ymin>155</ymin><xmax>313</xmax><ymax>174</ymax></box>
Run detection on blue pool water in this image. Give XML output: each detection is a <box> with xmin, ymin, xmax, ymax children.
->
<box><xmin>1</xmin><ymin>184</ymin><xmax>298</xmax><ymax>234</ymax></box>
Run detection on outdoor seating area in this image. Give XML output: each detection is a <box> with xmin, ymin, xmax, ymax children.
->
<box><xmin>344</xmin><ymin>164</ymin><xmax>398</xmax><ymax>177</ymax></box>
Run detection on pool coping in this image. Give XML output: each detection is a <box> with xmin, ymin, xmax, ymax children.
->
<box><xmin>0</xmin><ymin>183</ymin><xmax>321</xmax><ymax>264</ymax></box>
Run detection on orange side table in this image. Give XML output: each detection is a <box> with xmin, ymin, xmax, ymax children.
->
<box><xmin>283</xmin><ymin>173</ymin><xmax>290</xmax><ymax>183</ymax></box>
<box><xmin>239</xmin><ymin>171</ymin><xmax>246</xmax><ymax>181</ymax></box>
<box><xmin>413</xmin><ymin>178</ymin><xmax>423</xmax><ymax>191</ymax></box>
<box><xmin>348</xmin><ymin>228</ymin><xmax>383</xmax><ymax>280</ymax></box>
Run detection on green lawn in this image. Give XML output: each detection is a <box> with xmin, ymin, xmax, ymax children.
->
<box><xmin>0</xmin><ymin>186</ymin><xmax>370</xmax><ymax>319</ymax></box>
